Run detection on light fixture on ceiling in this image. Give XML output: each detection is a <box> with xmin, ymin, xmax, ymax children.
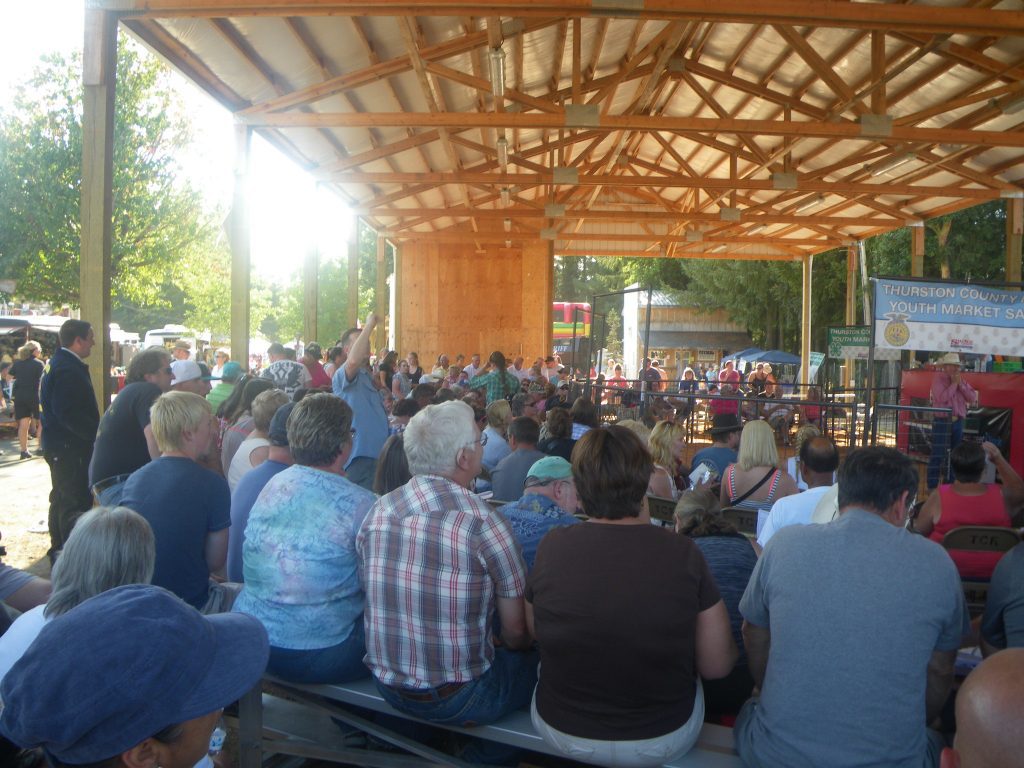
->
<box><xmin>489</xmin><ymin>46</ymin><xmax>506</xmax><ymax>97</ymax></box>
<box><xmin>871</xmin><ymin>153</ymin><xmax>915</xmax><ymax>177</ymax></box>
<box><xmin>500</xmin><ymin>187</ymin><xmax>511</xmax><ymax>206</ymax></box>
<box><xmin>994</xmin><ymin>93</ymin><xmax>1024</xmax><ymax>115</ymax></box>
<box><xmin>503</xmin><ymin>217</ymin><xmax>512</xmax><ymax>233</ymax></box>
<box><xmin>497</xmin><ymin>136</ymin><xmax>509</xmax><ymax>171</ymax></box>
<box><xmin>795</xmin><ymin>194</ymin><xmax>825</xmax><ymax>214</ymax></box>
<box><xmin>748</xmin><ymin>223</ymin><xmax>766</xmax><ymax>235</ymax></box>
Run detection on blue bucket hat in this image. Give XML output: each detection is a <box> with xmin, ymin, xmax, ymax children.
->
<box><xmin>0</xmin><ymin>584</ymin><xmax>269</xmax><ymax>765</ymax></box>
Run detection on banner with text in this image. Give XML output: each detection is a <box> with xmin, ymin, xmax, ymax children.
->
<box><xmin>827</xmin><ymin>326</ymin><xmax>901</xmax><ymax>360</ymax></box>
<box><xmin>873</xmin><ymin>279</ymin><xmax>1024</xmax><ymax>356</ymax></box>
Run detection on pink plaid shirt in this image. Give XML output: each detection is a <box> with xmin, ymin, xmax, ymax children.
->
<box><xmin>357</xmin><ymin>474</ymin><xmax>526</xmax><ymax>689</ymax></box>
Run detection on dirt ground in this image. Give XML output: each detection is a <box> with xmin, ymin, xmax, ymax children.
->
<box><xmin>0</xmin><ymin>422</ymin><xmax>53</xmax><ymax>579</ymax></box>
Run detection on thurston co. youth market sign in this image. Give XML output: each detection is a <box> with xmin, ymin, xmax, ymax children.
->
<box><xmin>873</xmin><ymin>278</ymin><xmax>1024</xmax><ymax>356</ymax></box>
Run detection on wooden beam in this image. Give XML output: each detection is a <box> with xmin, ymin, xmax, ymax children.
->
<box><xmin>358</xmin><ymin>206</ymin><xmax>908</xmax><ymax>227</ymax></box>
<box><xmin>238</xmin><ymin>111</ymin><xmax>1024</xmax><ymax>148</ymax></box>
<box><xmin>1008</xmin><ymin>197</ymin><xmax>1023</xmax><ymax>284</ymax></box>
<box><xmin>81</xmin><ymin>7</ymin><xmax>118</xmax><ymax>409</ymax></box>
<box><xmin>911</xmin><ymin>226</ymin><xmax>925</xmax><ymax>277</ymax></box>
<box><xmin>105</xmin><ymin>1</ymin><xmax>1024</xmax><ymax>37</ymax></box>
<box><xmin>327</xmin><ymin>169</ymin><xmax>1016</xmax><ymax>200</ymax></box>
<box><xmin>556</xmin><ymin>248</ymin><xmax>798</xmax><ymax>260</ymax></box>
<box><xmin>230</xmin><ymin>125</ymin><xmax>252</xmax><ymax>368</ymax></box>
<box><xmin>800</xmin><ymin>253</ymin><xmax>812</xmax><ymax>388</ymax></box>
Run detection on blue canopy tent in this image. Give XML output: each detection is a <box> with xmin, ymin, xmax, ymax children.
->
<box><xmin>747</xmin><ymin>350</ymin><xmax>801</xmax><ymax>366</ymax></box>
<box><xmin>722</xmin><ymin>347</ymin><xmax>763</xmax><ymax>362</ymax></box>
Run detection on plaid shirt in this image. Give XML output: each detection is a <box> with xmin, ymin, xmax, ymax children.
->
<box><xmin>357</xmin><ymin>474</ymin><xmax>526</xmax><ymax>688</ymax></box>
<box><xmin>467</xmin><ymin>369</ymin><xmax>520</xmax><ymax>404</ymax></box>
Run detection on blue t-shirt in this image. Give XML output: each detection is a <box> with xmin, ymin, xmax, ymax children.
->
<box><xmin>121</xmin><ymin>457</ymin><xmax>231</xmax><ymax>609</ymax></box>
<box><xmin>498</xmin><ymin>494</ymin><xmax>578</xmax><ymax>571</ymax></box>
<box><xmin>227</xmin><ymin>459</ymin><xmax>290</xmax><ymax>582</ymax></box>
<box><xmin>689</xmin><ymin>445</ymin><xmax>737</xmax><ymax>480</ymax></box>
<box><xmin>738</xmin><ymin>509</ymin><xmax>968</xmax><ymax>768</ymax></box>
<box><xmin>233</xmin><ymin>464</ymin><xmax>376</xmax><ymax>650</ymax></box>
<box><xmin>692</xmin><ymin>534</ymin><xmax>757</xmax><ymax>666</ymax></box>
<box><xmin>332</xmin><ymin>367</ymin><xmax>388</xmax><ymax>466</ymax></box>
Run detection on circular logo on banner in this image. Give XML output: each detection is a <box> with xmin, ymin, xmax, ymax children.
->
<box><xmin>883</xmin><ymin>313</ymin><xmax>910</xmax><ymax>346</ymax></box>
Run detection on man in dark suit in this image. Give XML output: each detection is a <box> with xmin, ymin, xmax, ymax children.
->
<box><xmin>40</xmin><ymin>319</ymin><xmax>99</xmax><ymax>563</ymax></box>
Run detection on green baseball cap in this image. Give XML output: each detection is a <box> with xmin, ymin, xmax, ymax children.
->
<box><xmin>525</xmin><ymin>456</ymin><xmax>573</xmax><ymax>487</ymax></box>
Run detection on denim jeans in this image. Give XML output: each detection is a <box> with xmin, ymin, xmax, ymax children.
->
<box><xmin>927</xmin><ymin>418</ymin><xmax>963</xmax><ymax>489</ymax></box>
<box><xmin>267</xmin><ymin>621</ymin><xmax>370</xmax><ymax>684</ymax></box>
<box><xmin>376</xmin><ymin>647</ymin><xmax>539</xmax><ymax>727</ymax></box>
<box><xmin>92</xmin><ymin>474</ymin><xmax>131</xmax><ymax>507</ymax></box>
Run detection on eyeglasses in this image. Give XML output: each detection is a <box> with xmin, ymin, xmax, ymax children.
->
<box><xmin>479</xmin><ymin>432</ymin><xmax>489</xmax><ymax>446</ymax></box>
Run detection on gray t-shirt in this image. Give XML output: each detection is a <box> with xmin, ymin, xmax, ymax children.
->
<box><xmin>738</xmin><ymin>508</ymin><xmax>968</xmax><ymax>768</ymax></box>
<box><xmin>490</xmin><ymin>448</ymin><xmax>547</xmax><ymax>503</ymax></box>
<box><xmin>981</xmin><ymin>542</ymin><xmax>1024</xmax><ymax>650</ymax></box>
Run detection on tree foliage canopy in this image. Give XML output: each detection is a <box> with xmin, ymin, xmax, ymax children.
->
<box><xmin>0</xmin><ymin>41</ymin><xmax>224</xmax><ymax>317</ymax></box>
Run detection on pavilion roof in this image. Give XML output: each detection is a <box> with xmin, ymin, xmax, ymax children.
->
<box><xmin>101</xmin><ymin>0</ymin><xmax>1024</xmax><ymax>261</ymax></box>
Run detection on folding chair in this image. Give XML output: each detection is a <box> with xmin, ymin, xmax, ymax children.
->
<box><xmin>941</xmin><ymin>526</ymin><xmax>1021</xmax><ymax>615</ymax></box>
<box><xmin>720</xmin><ymin>506</ymin><xmax>759</xmax><ymax>537</ymax></box>
<box><xmin>645</xmin><ymin>494</ymin><xmax>677</xmax><ymax>527</ymax></box>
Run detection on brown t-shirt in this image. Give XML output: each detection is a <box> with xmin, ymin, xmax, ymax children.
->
<box><xmin>526</xmin><ymin>522</ymin><xmax>720</xmax><ymax>740</ymax></box>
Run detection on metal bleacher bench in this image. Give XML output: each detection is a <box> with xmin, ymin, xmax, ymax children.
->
<box><xmin>237</xmin><ymin>675</ymin><xmax>742</xmax><ymax>767</ymax></box>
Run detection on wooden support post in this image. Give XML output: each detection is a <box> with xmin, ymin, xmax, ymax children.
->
<box><xmin>230</xmin><ymin>125</ymin><xmax>252</xmax><ymax>370</ymax></box>
<box><xmin>911</xmin><ymin>225</ymin><xmax>925</xmax><ymax>277</ymax></box>
<box><xmin>800</xmin><ymin>254</ymin><xmax>813</xmax><ymax>390</ymax></box>
<box><xmin>375</xmin><ymin>235</ymin><xmax>387</xmax><ymax>353</ymax></box>
<box><xmin>303</xmin><ymin>247</ymin><xmax>319</xmax><ymax>345</ymax></box>
<box><xmin>80</xmin><ymin>8</ymin><xmax>118</xmax><ymax>409</ymax></box>
<box><xmin>347</xmin><ymin>226</ymin><xmax>360</xmax><ymax>330</ymax></box>
<box><xmin>391</xmin><ymin>244</ymin><xmax>402</xmax><ymax>353</ymax></box>
<box><xmin>845</xmin><ymin>244</ymin><xmax>857</xmax><ymax>390</ymax></box>
<box><xmin>1008</xmin><ymin>198</ymin><xmax>1023</xmax><ymax>284</ymax></box>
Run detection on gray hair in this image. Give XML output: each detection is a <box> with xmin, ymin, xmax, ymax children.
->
<box><xmin>403</xmin><ymin>400</ymin><xmax>477</xmax><ymax>477</ymax></box>
<box><xmin>44</xmin><ymin>507</ymin><xmax>156</xmax><ymax>619</ymax></box>
<box><xmin>287</xmin><ymin>393</ymin><xmax>353</xmax><ymax>467</ymax></box>
<box><xmin>251</xmin><ymin>388</ymin><xmax>290</xmax><ymax>432</ymax></box>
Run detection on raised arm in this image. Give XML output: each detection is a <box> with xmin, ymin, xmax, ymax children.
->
<box><xmin>344</xmin><ymin>313</ymin><xmax>378</xmax><ymax>382</ymax></box>
<box><xmin>982</xmin><ymin>442</ymin><xmax>1024</xmax><ymax>518</ymax></box>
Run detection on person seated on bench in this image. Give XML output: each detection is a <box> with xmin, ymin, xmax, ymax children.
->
<box><xmin>526</xmin><ymin>427</ymin><xmax>737</xmax><ymax>767</ymax></box>
<box><xmin>0</xmin><ymin>506</ymin><xmax>154</xmax><ymax>683</ymax></box>
<box><xmin>940</xmin><ymin>648</ymin><xmax>1024</xmax><ymax>768</ymax></box>
<box><xmin>0</xmin><ymin>584</ymin><xmax>268</xmax><ymax>768</ymax></box>
<box><xmin>980</xmin><ymin>541</ymin><xmax>1024</xmax><ymax>656</ymax></box>
<box><xmin>358</xmin><ymin>400</ymin><xmax>537</xmax><ymax>726</ymax></box>
<box><xmin>913</xmin><ymin>441</ymin><xmax>1024</xmax><ymax>579</ymax></box>
<box><xmin>121</xmin><ymin>391</ymin><xmax>238</xmax><ymax>614</ymax></box>
<box><xmin>675</xmin><ymin>490</ymin><xmax>757</xmax><ymax>719</ymax></box>
<box><xmin>491</xmin><ymin>417</ymin><xmax>546</xmax><ymax>503</ymax></box>
<box><xmin>736</xmin><ymin>447</ymin><xmax>969</xmax><ymax>768</ymax></box>
<box><xmin>234</xmin><ymin>394</ymin><xmax>376</xmax><ymax>684</ymax></box>
<box><xmin>721</xmin><ymin>420</ymin><xmax>797</xmax><ymax>520</ymax></box>
<box><xmin>757</xmin><ymin>436</ymin><xmax>840</xmax><ymax>549</ymax></box>
<box><xmin>497</xmin><ymin>456</ymin><xmax>579</xmax><ymax>571</ymax></box>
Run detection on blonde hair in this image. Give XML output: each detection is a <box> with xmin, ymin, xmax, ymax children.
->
<box><xmin>17</xmin><ymin>340</ymin><xmax>41</xmax><ymax>360</ymax></box>
<box><xmin>615</xmin><ymin>419</ymin><xmax>651</xmax><ymax>444</ymax></box>
<box><xmin>793</xmin><ymin>424</ymin><xmax>821</xmax><ymax>458</ymax></box>
<box><xmin>251</xmin><ymin>388</ymin><xmax>290</xmax><ymax>432</ymax></box>
<box><xmin>737</xmin><ymin>419</ymin><xmax>780</xmax><ymax>471</ymax></box>
<box><xmin>648</xmin><ymin>420</ymin><xmax>686</xmax><ymax>468</ymax></box>
<box><xmin>150</xmin><ymin>391</ymin><xmax>212</xmax><ymax>453</ymax></box>
<box><xmin>485</xmin><ymin>399</ymin><xmax>512</xmax><ymax>430</ymax></box>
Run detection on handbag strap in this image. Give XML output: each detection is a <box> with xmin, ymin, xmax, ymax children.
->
<box><xmin>729</xmin><ymin>467</ymin><xmax>776</xmax><ymax>507</ymax></box>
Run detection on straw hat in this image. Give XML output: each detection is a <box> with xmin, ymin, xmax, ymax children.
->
<box><xmin>936</xmin><ymin>352</ymin><xmax>962</xmax><ymax>367</ymax></box>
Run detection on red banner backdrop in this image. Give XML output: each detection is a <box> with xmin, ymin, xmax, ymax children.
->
<box><xmin>900</xmin><ymin>371</ymin><xmax>1024</xmax><ymax>477</ymax></box>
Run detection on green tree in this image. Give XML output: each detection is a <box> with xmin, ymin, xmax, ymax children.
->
<box><xmin>0</xmin><ymin>41</ymin><xmax>223</xmax><ymax>313</ymax></box>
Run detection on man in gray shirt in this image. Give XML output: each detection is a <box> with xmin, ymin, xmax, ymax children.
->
<box><xmin>736</xmin><ymin>446</ymin><xmax>968</xmax><ymax>768</ymax></box>
<box><xmin>490</xmin><ymin>417</ymin><xmax>545</xmax><ymax>502</ymax></box>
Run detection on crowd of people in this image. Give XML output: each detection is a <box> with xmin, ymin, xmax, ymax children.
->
<box><xmin>0</xmin><ymin>316</ymin><xmax>1023</xmax><ymax>768</ymax></box>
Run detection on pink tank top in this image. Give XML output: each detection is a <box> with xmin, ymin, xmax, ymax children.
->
<box><xmin>928</xmin><ymin>484</ymin><xmax>1010</xmax><ymax>579</ymax></box>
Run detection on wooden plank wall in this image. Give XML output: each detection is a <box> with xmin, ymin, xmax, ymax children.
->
<box><xmin>396</xmin><ymin>239</ymin><xmax>551</xmax><ymax>364</ymax></box>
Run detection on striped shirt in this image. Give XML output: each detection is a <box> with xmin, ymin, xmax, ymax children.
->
<box><xmin>357</xmin><ymin>474</ymin><xmax>526</xmax><ymax>689</ymax></box>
